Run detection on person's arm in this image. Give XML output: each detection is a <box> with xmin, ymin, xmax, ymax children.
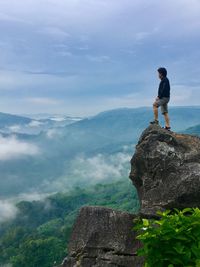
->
<box><xmin>157</xmin><ymin>84</ymin><xmax>162</xmax><ymax>99</ymax></box>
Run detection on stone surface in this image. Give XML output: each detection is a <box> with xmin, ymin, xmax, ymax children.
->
<box><xmin>62</xmin><ymin>206</ymin><xmax>145</xmax><ymax>267</ymax></box>
<box><xmin>129</xmin><ymin>124</ymin><xmax>200</xmax><ymax>214</ymax></box>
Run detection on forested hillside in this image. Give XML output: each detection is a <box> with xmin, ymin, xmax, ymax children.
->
<box><xmin>0</xmin><ymin>179</ymin><xmax>139</xmax><ymax>267</ymax></box>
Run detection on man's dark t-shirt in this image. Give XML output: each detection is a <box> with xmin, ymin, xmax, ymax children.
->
<box><xmin>158</xmin><ymin>77</ymin><xmax>170</xmax><ymax>99</ymax></box>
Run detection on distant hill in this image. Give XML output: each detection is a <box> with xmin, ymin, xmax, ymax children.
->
<box><xmin>63</xmin><ymin>106</ymin><xmax>200</xmax><ymax>143</ymax></box>
<box><xmin>0</xmin><ymin>106</ymin><xmax>200</xmax><ymax>197</ymax></box>
<box><xmin>0</xmin><ymin>112</ymin><xmax>83</xmax><ymax>135</ymax></box>
<box><xmin>0</xmin><ymin>112</ymin><xmax>31</xmax><ymax>127</ymax></box>
<box><xmin>183</xmin><ymin>124</ymin><xmax>200</xmax><ymax>136</ymax></box>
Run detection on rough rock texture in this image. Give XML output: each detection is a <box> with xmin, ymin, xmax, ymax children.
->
<box><xmin>61</xmin><ymin>206</ymin><xmax>146</xmax><ymax>267</ymax></box>
<box><xmin>129</xmin><ymin>124</ymin><xmax>200</xmax><ymax>215</ymax></box>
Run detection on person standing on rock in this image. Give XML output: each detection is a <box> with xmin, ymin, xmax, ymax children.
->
<box><xmin>150</xmin><ymin>67</ymin><xmax>171</xmax><ymax>130</ymax></box>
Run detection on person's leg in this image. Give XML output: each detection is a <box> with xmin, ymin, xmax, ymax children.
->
<box><xmin>164</xmin><ymin>112</ymin><xmax>170</xmax><ymax>128</ymax></box>
<box><xmin>150</xmin><ymin>99</ymin><xmax>160</xmax><ymax>124</ymax></box>
<box><xmin>153</xmin><ymin>103</ymin><xmax>159</xmax><ymax>121</ymax></box>
<box><xmin>161</xmin><ymin>99</ymin><xmax>171</xmax><ymax>129</ymax></box>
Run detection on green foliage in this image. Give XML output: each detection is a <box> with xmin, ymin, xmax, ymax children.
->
<box><xmin>10</xmin><ymin>237</ymin><xmax>66</xmax><ymax>267</ymax></box>
<box><xmin>0</xmin><ymin>179</ymin><xmax>139</xmax><ymax>267</ymax></box>
<box><xmin>134</xmin><ymin>208</ymin><xmax>200</xmax><ymax>267</ymax></box>
<box><xmin>37</xmin><ymin>219</ymin><xmax>63</xmax><ymax>236</ymax></box>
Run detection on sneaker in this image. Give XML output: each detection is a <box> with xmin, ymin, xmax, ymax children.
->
<box><xmin>163</xmin><ymin>126</ymin><xmax>171</xmax><ymax>131</ymax></box>
<box><xmin>150</xmin><ymin>120</ymin><xmax>159</xmax><ymax>125</ymax></box>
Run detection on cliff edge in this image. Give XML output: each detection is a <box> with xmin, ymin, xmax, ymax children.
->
<box><xmin>129</xmin><ymin>124</ymin><xmax>200</xmax><ymax>215</ymax></box>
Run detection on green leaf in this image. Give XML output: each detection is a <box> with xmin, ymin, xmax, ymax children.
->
<box><xmin>142</xmin><ymin>218</ymin><xmax>149</xmax><ymax>227</ymax></box>
<box><xmin>134</xmin><ymin>208</ymin><xmax>200</xmax><ymax>267</ymax></box>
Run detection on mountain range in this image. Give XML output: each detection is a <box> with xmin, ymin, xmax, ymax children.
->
<box><xmin>0</xmin><ymin>106</ymin><xmax>200</xmax><ymax>198</ymax></box>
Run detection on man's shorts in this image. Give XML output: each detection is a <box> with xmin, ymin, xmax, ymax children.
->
<box><xmin>154</xmin><ymin>97</ymin><xmax>170</xmax><ymax>114</ymax></box>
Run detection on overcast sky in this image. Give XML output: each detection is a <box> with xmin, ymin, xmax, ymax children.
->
<box><xmin>0</xmin><ymin>0</ymin><xmax>200</xmax><ymax>116</ymax></box>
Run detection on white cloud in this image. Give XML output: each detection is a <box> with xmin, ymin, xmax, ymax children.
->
<box><xmin>46</xmin><ymin>128</ymin><xmax>61</xmax><ymax>139</ymax></box>
<box><xmin>134</xmin><ymin>27</ymin><xmax>160</xmax><ymax>42</ymax></box>
<box><xmin>26</xmin><ymin>97</ymin><xmax>60</xmax><ymax>105</ymax></box>
<box><xmin>8</xmin><ymin>125</ymin><xmax>22</xmax><ymax>132</ymax></box>
<box><xmin>0</xmin><ymin>191</ymin><xmax>54</xmax><ymax>223</ymax></box>
<box><xmin>170</xmin><ymin>84</ymin><xmax>200</xmax><ymax>106</ymax></box>
<box><xmin>103</xmin><ymin>93</ymin><xmax>152</xmax><ymax>108</ymax></box>
<box><xmin>0</xmin><ymin>200</ymin><xmax>18</xmax><ymax>223</ymax></box>
<box><xmin>73</xmin><ymin>154</ymin><xmax>121</xmax><ymax>181</ymax></box>
<box><xmin>38</xmin><ymin>26</ymin><xmax>70</xmax><ymax>40</ymax></box>
<box><xmin>14</xmin><ymin>191</ymin><xmax>53</xmax><ymax>202</ymax></box>
<box><xmin>77</xmin><ymin>45</ymin><xmax>90</xmax><ymax>51</ymax></box>
<box><xmin>57</xmin><ymin>51</ymin><xmax>73</xmax><ymax>57</ymax></box>
<box><xmin>50</xmin><ymin>116</ymin><xmax>66</xmax><ymax>122</ymax></box>
<box><xmin>28</xmin><ymin>120</ymin><xmax>43</xmax><ymax>127</ymax></box>
<box><xmin>0</xmin><ymin>11</ymin><xmax>30</xmax><ymax>24</ymax></box>
<box><xmin>86</xmin><ymin>55</ymin><xmax>111</xmax><ymax>63</ymax></box>
<box><xmin>0</xmin><ymin>70</ymin><xmax>78</xmax><ymax>91</ymax></box>
<box><xmin>171</xmin><ymin>85</ymin><xmax>192</xmax><ymax>104</ymax></box>
<box><xmin>0</xmin><ymin>135</ymin><xmax>40</xmax><ymax>160</ymax></box>
<box><xmin>0</xmin><ymin>0</ymin><xmax>199</xmax><ymax>115</ymax></box>
<box><xmin>44</xmin><ymin>150</ymin><xmax>132</xmax><ymax>191</ymax></box>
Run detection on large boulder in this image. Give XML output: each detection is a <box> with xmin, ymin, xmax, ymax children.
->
<box><xmin>62</xmin><ymin>206</ymin><xmax>146</xmax><ymax>267</ymax></box>
<box><xmin>129</xmin><ymin>124</ymin><xmax>200</xmax><ymax>214</ymax></box>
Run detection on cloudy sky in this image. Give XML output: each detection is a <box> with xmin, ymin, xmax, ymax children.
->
<box><xmin>0</xmin><ymin>0</ymin><xmax>200</xmax><ymax>116</ymax></box>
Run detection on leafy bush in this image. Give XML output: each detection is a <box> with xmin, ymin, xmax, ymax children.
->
<box><xmin>134</xmin><ymin>208</ymin><xmax>200</xmax><ymax>267</ymax></box>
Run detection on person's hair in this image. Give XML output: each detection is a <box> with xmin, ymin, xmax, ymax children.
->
<box><xmin>157</xmin><ymin>67</ymin><xmax>167</xmax><ymax>77</ymax></box>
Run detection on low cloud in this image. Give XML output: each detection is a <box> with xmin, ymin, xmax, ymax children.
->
<box><xmin>28</xmin><ymin>120</ymin><xmax>44</xmax><ymax>127</ymax></box>
<box><xmin>0</xmin><ymin>192</ymin><xmax>54</xmax><ymax>224</ymax></box>
<box><xmin>7</xmin><ymin>124</ymin><xmax>22</xmax><ymax>132</ymax></box>
<box><xmin>44</xmin><ymin>149</ymin><xmax>132</xmax><ymax>192</ymax></box>
<box><xmin>14</xmin><ymin>191</ymin><xmax>53</xmax><ymax>202</ymax></box>
<box><xmin>46</xmin><ymin>128</ymin><xmax>62</xmax><ymax>139</ymax></box>
<box><xmin>72</xmin><ymin>152</ymin><xmax>130</xmax><ymax>181</ymax></box>
<box><xmin>50</xmin><ymin>116</ymin><xmax>67</xmax><ymax>122</ymax></box>
<box><xmin>0</xmin><ymin>200</ymin><xmax>18</xmax><ymax>223</ymax></box>
<box><xmin>0</xmin><ymin>134</ymin><xmax>40</xmax><ymax>160</ymax></box>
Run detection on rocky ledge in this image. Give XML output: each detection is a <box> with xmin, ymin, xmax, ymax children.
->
<box><xmin>130</xmin><ymin>124</ymin><xmax>200</xmax><ymax>214</ymax></box>
<box><xmin>61</xmin><ymin>206</ymin><xmax>147</xmax><ymax>267</ymax></box>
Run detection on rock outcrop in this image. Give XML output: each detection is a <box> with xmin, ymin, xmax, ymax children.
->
<box><xmin>61</xmin><ymin>206</ymin><xmax>146</xmax><ymax>267</ymax></box>
<box><xmin>130</xmin><ymin>124</ymin><xmax>200</xmax><ymax>214</ymax></box>
<box><xmin>60</xmin><ymin>124</ymin><xmax>200</xmax><ymax>267</ymax></box>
